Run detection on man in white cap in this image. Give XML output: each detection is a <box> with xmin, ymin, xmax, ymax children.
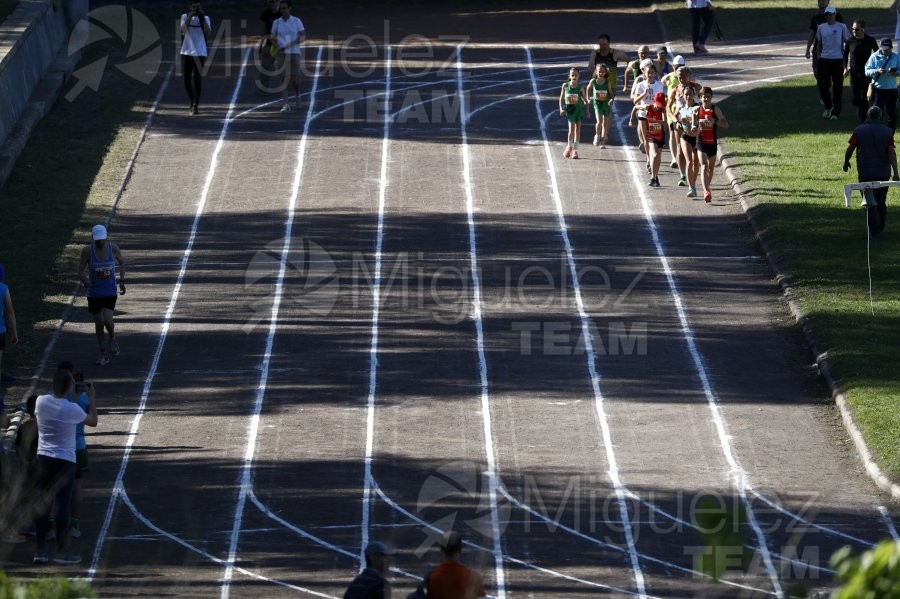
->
<box><xmin>814</xmin><ymin>5</ymin><xmax>851</xmax><ymax>119</ymax></box>
<box><xmin>78</xmin><ymin>225</ymin><xmax>125</xmax><ymax>366</ymax></box>
<box><xmin>343</xmin><ymin>541</ymin><xmax>394</xmax><ymax>598</ymax></box>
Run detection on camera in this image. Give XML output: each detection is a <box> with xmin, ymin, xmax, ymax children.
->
<box><xmin>73</xmin><ymin>372</ymin><xmax>91</xmax><ymax>392</ymax></box>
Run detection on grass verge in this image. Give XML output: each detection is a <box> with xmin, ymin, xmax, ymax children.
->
<box><xmin>718</xmin><ymin>77</ymin><xmax>900</xmax><ymax>480</ymax></box>
<box><xmin>0</xmin><ymin>9</ymin><xmax>173</xmax><ymax>401</ymax></box>
<box><xmin>656</xmin><ymin>0</ymin><xmax>890</xmax><ymax>46</ymax></box>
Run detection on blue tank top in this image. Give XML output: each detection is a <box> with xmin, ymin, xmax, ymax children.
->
<box><xmin>0</xmin><ymin>283</ymin><xmax>7</xmax><ymax>333</ymax></box>
<box><xmin>88</xmin><ymin>243</ymin><xmax>117</xmax><ymax>298</ymax></box>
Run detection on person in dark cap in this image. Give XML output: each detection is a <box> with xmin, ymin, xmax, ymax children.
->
<box><xmin>426</xmin><ymin>531</ymin><xmax>486</xmax><ymax>599</ymax></box>
<box><xmin>844</xmin><ymin>105</ymin><xmax>900</xmax><ymax>237</ymax></box>
<box><xmin>343</xmin><ymin>541</ymin><xmax>394</xmax><ymax>599</ymax></box>
<box><xmin>865</xmin><ymin>38</ymin><xmax>900</xmax><ymax>131</ymax></box>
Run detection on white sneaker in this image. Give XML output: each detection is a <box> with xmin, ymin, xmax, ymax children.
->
<box><xmin>593</xmin><ymin>135</ymin><xmax>600</xmax><ymax>146</ymax></box>
<box><xmin>280</xmin><ymin>104</ymin><xmax>292</xmax><ymax>113</ymax></box>
<box><xmin>96</xmin><ymin>353</ymin><xmax>109</xmax><ymax>366</ymax></box>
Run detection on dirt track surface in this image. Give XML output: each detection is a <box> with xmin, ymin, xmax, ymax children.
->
<box><xmin>1</xmin><ymin>2</ymin><xmax>897</xmax><ymax>597</ymax></box>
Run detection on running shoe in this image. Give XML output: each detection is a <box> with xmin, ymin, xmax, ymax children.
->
<box><xmin>96</xmin><ymin>353</ymin><xmax>109</xmax><ymax>366</ymax></box>
<box><xmin>829</xmin><ymin>114</ymin><xmax>838</xmax><ymax>120</ymax></box>
<box><xmin>280</xmin><ymin>104</ymin><xmax>292</xmax><ymax>113</ymax></box>
<box><xmin>1</xmin><ymin>533</ymin><xmax>25</xmax><ymax>544</ymax></box>
<box><xmin>822</xmin><ymin>108</ymin><xmax>832</xmax><ymax>119</ymax></box>
<box><xmin>53</xmin><ymin>553</ymin><xmax>82</xmax><ymax>565</ymax></box>
<box><xmin>678</xmin><ymin>176</ymin><xmax>688</xmax><ymax>186</ymax></box>
<box><xmin>704</xmin><ymin>190</ymin><xmax>712</xmax><ymax>203</ymax></box>
<box><xmin>33</xmin><ymin>553</ymin><xmax>48</xmax><ymax>565</ymax></box>
<box><xmin>670</xmin><ymin>161</ymin><xmax>678</xmax><ymax>169</ymax></box>
<box><xmin>110</xmin><ymin>338</ymin><xmax>120</xmax><ymax>357</ymax></box>
<box><xmin>646</xmin><ymin>161</ymin><xmax>652</xmax><ymax>173</ymax></box>
<box><xmin>572</xmin><ymin>149</ymin><xmax>579</xmax><ymax>159</ymax></box>
<box><xmin>593</xmin><ymin>135</ymin><xmax>600</xmax><ymax>146</ymax></box>
<box><xmin>563</xmin><ymin>146</ymin><xmax>572</xmax><ymax>158</ymax></box>
<box><xmin>69</xmin><ymin>524</ymin><xmax>81</xmax><ymax>539</ymax></box>
<box><xmin>687</xmin><ymin>187</ymin><xmax>697</xmax><ymax>197</ymax></box>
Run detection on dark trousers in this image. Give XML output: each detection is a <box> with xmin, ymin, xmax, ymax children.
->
<box><xmin>817</xmin><ymin>58</ymin><xmax>844</xmax><ymax>115</ymax></box>
<box><xmin>690</xmin><ymin>7</ymin><xmax>714</xmax><ymax>46</ymax></box>
<box><xmin>34</xmin><ymin>456</ymin><xmax>76</xmax><ymax>553</ymax></box>
<box><xmin>849</xmin><ymin>72</ymin><xmax>870</xmax><ymax>123</ymax></box>
<box><xmin>874</xmin><ymin>88</ymin><xmax>899</xmax><ymax>131</ymax></box>
<box><xmin>182</xmin><ymin>54</ymin><xmax>206</xmax><ymax>107</ymax></box>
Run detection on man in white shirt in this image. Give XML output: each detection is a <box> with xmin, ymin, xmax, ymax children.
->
<box><xmin>270</xmin><ymin>0</ymin><xmax>306</xmax><ymax>113</ymax></box>
<box><xmin>32</xmin><ymin>369</ymin><xmax>98</xmax><ymax>565</ymax></box>
<box><xmin>816</xmin><ymin>5</ymin><xmax>850</xmax><ymax>119</ymax></box>
<box><xmin>180</xmin><ymin>1</ymin><xmax>212</xmax><ymax>115</ymax></box>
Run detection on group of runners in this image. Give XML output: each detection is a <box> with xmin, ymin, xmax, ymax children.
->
<box><xmin>559</xmin><ymin>40</ymin><xmax>729</xmax><ymax>203</ymax></box>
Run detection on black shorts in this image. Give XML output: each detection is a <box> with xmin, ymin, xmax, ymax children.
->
<box><xmin>699</xmin><ymin>142</ymin><xmax>717</xmax><ymax>157</ymax></box>
<box><xmin>0</xmin><ymin>334</ymin><xmax>5</xmax><ymax>351</ymax></box>
<box><xmin>75</xmin><ymin>448</ymin><xmax>89</xmax><ymax>478</ymax></box>
<box><xmin>681</xmin><ymin>134</ymin><xmax>697</xmax><ymax>147</ymax></box>
<box><xmin>87</xmin><ymin>295</ymin><xmax>117</xmax><ymax>315</ymax></box>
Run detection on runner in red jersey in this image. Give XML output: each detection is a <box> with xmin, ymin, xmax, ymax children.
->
<box><xmin>693</xmin><ymin>86</ymin><xmax>729</xmax><ymax>203</ymax></box>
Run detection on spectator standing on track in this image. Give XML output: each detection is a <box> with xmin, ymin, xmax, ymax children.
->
<box><xmin>257</xmin><ymin>0</ymin><xmax>281</xmax><ymax>94</ymax></box>
<box><xmin>426</xmin><ymin>531</ymin><xmax>486</xmax><ymax>599</ymax></box>
<box><xmin>32</xmin><ymin>369</ymin><xmax>98</xmax><ymax>565</ymax></box>
<box><xmin>559</xmin><ymin>67</ymin><xmax>588</xmax><ymax>159</ymax></box>
<box><xmin>343</xmin><ymin>541</ymin><xmax>394</xmax><ymax>599</ymax></box>
<box><xmin>588</xmin><ymin>64</ymin><xmax>612</xmax><ymax>148</ymax></box>
<box><xmin>694</xmin><ymin>86</ymin><xmax>729</xmax><ymax>203</ymax></box>
<box><xmin>687</xmin><ymin>0</ymin><xmax>714</xmax><ymax>55</ymax></box>
<box><xmin>78</xmin><ymin>224</ymin><xmax>126</xmax><ymax>367</ymax></box>
<box><xmin>844</xmin><ymin>105</ymin><xmax>900</xmax><ymax>237</ymax></box>
<box><xmin>179</xmin><ymin>1</ymin><xmax>211</xmax><ymax>116</ymax></box>
<box><xmin>587</xmin><ymin>34</ymin><xmax>629</xmax><ymax>94</ymax></box>
<box><xmin>844</xmin><ymin>20</ymin><xmax>879</xmax><ymax>123</ymax></box>
<box><xmin>815</xmin><ymin>5</ymin><xmax>851</xmax><ymax>120</ymax></box>
<box><xmin>806</xmin><ymin>0</ymin><xmax>844</xmax><ymax>93</ymax></box>
<box><xmin>622</xmin><ymin>45</ymin><xmax>651</xmax><ymax>93</ymax></box>
<box><xmin>270</xmin><ymin>0</ymin><xmax>306</xmax><ymax>114</ymax></box>
<box><xmin>865</xmin><ymin>39</ymin><xmax>900</xmax><ymax>132</ymax></box>
<box><xmin>0</xmin><ymin>264</ymin><xmax>18</xmax><ymax>394</ymax></box>
<box><xmin>56</xmin><ymin>361</ymin><xmax>95</xmax><ymax>540</ymax></box>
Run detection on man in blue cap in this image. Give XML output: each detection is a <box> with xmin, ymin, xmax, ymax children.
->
<box><xmin>343</xmin><ymin>541</ymin><xmax>395</xmax><ymax>598</ymax></box>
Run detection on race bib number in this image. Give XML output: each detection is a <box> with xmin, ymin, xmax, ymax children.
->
<box><xmin>566</xmin><ymin>94</ymin><xmax>579</xmax><ymax>105</ymax></box>
<box><xmin>94</xmin><ymin>267</ymin><xmax>113</xmax><ymax>281</ymax></box>
<box><xmin>594</xmin><ymin>89</ymin><xmax>608</xmax><ymax>102</ymax></box>
<box><xmin>649</xmin><ymin>121</ymin><xmax>663</xmax><ymax>135</ymax></box>
<box><xmin>700</xmin><ymin>118</ymin><xmax>714</xmax><ymax>130</ymax></box>
<box><xmin>680</xmin><ymin>115</ymin><xmax>693</xmax><ymax>127</ymax></box>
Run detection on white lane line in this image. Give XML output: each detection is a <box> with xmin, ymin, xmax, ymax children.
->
<box><xmin>523</xmin><ymin>45</ymin><xmax>648</xmax><ymax>599</ymax></box>
<box><xmin>359</xmin><ymin>43</ymin><xmax>391</xmax><ymax>569</ymax></box>
<box><xmin>9</xmin><ymin>61</ymin><xmax>176</xmax><ymax>424</ymax></box>
<box><xmin>86</xmin><ymin>48</ymin><xmax>252</xmax><ymax>583</ymax></box>
<box><xmin>878</xmin><ymin>506</ymin><xmax>899</xmax><ymax>541</ymax></box>
<box><xmin>610</xmin><ymin>71</ymin><xmax>785</xmax><ymax>599</ymax></box>
<box><xmin>117</xmin><ymin>492</ymin><xmax>339</xmax><ymax>598</ymax></box>
<box><xmin>456</xmin><ymin>45</ymin><xmax>508</xmax><ymax>599</ymax></box>
<box><xmin>219</xmin><ymin>46</ymin><xmax>324</xmax><ymax>599</ymax></box>
<box><xmin>748</xmin><ymin>491</ymin><xmax>876</xmax><ymax>547</ymax></box>
<box><xmin>371</xmin><ymin>483</ymin><xmax>649</xmax><ymax>596</ymax></box>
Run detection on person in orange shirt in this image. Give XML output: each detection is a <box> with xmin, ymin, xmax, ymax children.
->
<box><xmin>426</xmin><ymin>531</ymin><xmax>486</xmax><ymax>599</ymax></box>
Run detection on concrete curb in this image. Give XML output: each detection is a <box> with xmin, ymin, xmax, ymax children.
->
<box><xmin>654</xmin><ymin>0</ymin><xmax>899</xmax><ymax>499</ymax></box>
<box><xmin>721</xmin><ymin>157</ymin><xmax>900</xmax><ymax>501</ymax></box>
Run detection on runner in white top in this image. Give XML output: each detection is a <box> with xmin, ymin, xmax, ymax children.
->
<box><xmin>180</xmin><ymin>1</ymin><xmax>212</xmax><ymax>115</ymax></box>
<box><xmin>270</xmin><ymin>0</ymin><xmax>306</xmax><ymax>113</ymax></box>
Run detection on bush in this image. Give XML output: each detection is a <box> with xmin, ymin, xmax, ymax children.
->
<box><xmin>830</xmin><ymin>540</ymin><xmax>900</xmax><ymax>599</ymax></box>
<box><xmin>0</xmin><ymin>572</ymin><xmax>94</xmax><ymax>598</ymax></box>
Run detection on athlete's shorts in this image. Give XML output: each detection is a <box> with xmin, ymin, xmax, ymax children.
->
<box><xmin>0</xmin><ymin>334</ymin><xmax>5</xmax><ymax>351</ymax></box>
<box><xmin>698</xmin><ymin>142</ymin><xmax>717</xmax><ymax>157</ymax></box>
<box><xmin>566</xmin><ymin>113</ymin><xmax>584</xmax><ymax>124</ymax></box>
<box><xmin>75</xmin><ymin>448</ymin><xmax>89</xmax><ymax>479</ymax></box>
<box><xmin>649</xmin><ymin>135</ymin><xmax>666</xmax><ymax>147</ymax></box>
<box><xmin>681</xmin><ymin>134</ymin><xmax>697</xmax><ymax>147</ymax></box>
<box><xmin>593</xmin><ymin>102</ymin><xmax>611</xmax><ymax>117</ymax></box>
<box><xmin>87</xmin><ymin>295</ymin><xmax>117</xmax><ymax>315</ymax></box>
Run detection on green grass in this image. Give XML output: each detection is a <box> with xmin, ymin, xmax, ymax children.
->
<box><xmin>0</xmin><ymin>0</ymin><xmax>19</xmax><ymax>23</ymax></box>
<box><xmin>718</xmin><ymin>77</ymin><xmax>900</xmax><ymax>479</ymax></box>
<box><xmin>656</xmin><ymin>0</ymin><xmax>889</xmax><ymax>43</ymax></box>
